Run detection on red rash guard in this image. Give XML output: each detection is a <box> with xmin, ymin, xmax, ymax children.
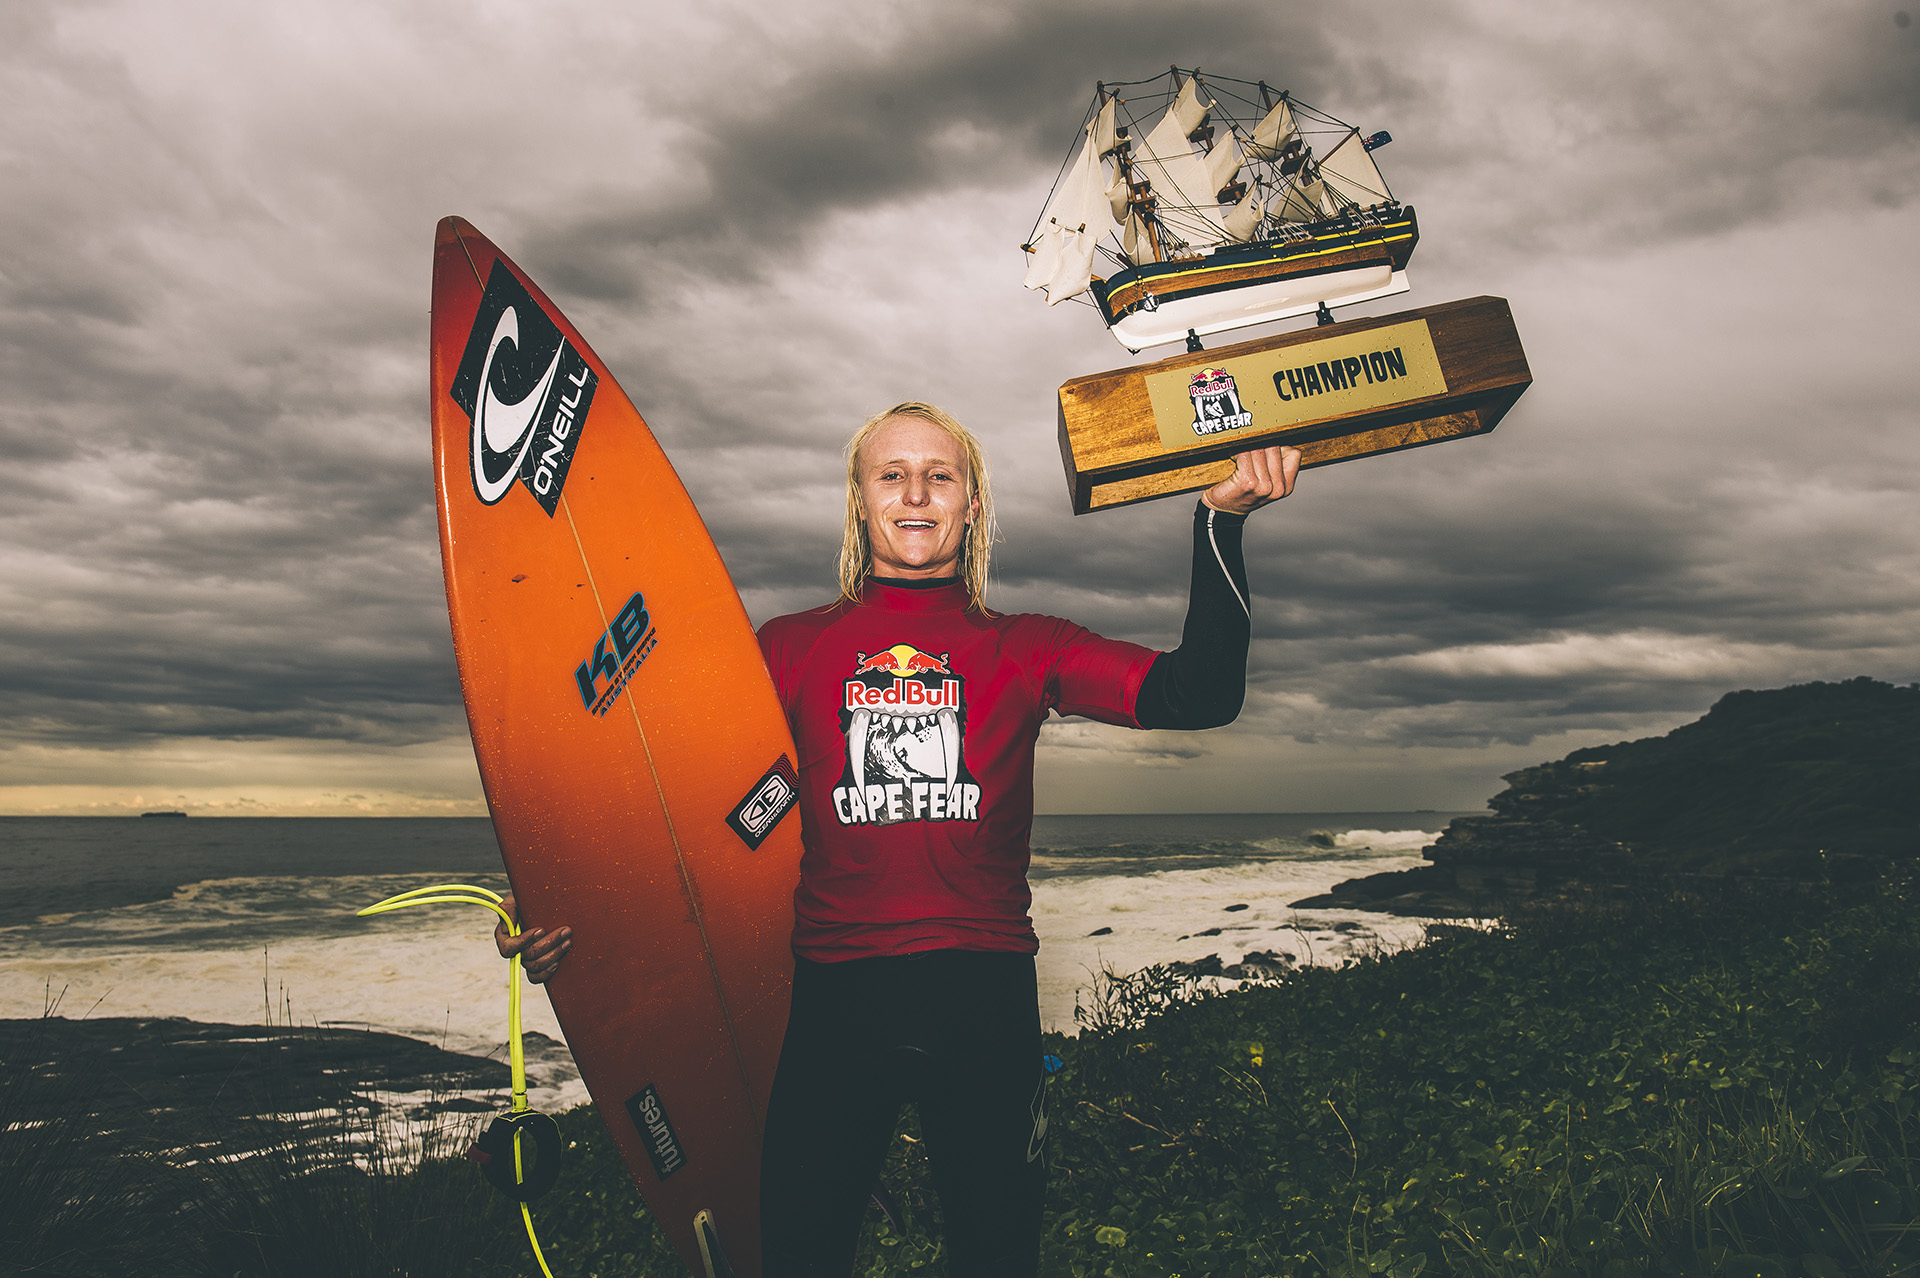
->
<box><xmin>758</xmin><ymin>580</ymin><xmax>1157</xmax><ymax>961</ymax></box>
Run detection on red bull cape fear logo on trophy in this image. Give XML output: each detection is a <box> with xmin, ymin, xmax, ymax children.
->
<box><xmin>833</xmin><ymin>644</ymin><xmax>980</xmax><ymax>827</ymax></box>
<box><xmin>1034</xmin><ymin>70</ymin><xmax>1533</xmax><ymax>515</ymax></box>
<box><xmin>1188</xmin><ymin>367</ymin><xmax>1254</xmax><ymax>437</ymax></box>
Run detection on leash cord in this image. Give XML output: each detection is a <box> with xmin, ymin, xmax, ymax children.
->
<box><xmin>357</xmin><ymin>884</ymin><xmax>557</xmax><ymax>1278</ymax></box>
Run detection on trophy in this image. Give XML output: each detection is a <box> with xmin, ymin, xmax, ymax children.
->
<box><xmin>1023</xmin><ymin>68</ymin><xmax>1531</xmax><ymax>514</ymax></box>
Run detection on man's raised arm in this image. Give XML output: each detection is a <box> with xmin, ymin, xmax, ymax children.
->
<box><xmin>1135</xmin><ymin>446</ymin><xmax>1299</xmax><ymax>730</ymax></box>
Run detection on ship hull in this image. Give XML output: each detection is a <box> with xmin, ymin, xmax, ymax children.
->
<box><xmin>1092</xmin><ymin>207</ymin><xmax>1419</xmax><ymax>350</ymax></box>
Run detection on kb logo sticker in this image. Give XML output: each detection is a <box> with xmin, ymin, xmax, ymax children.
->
<box><xmin>449</xmin><ymin>261</ymin><xmax>598</xmax><ymax>516</ymax></box>
<box><xmin>574</xmin><ymin>592</ymin><xmax>661</xmax><ymax>717</ymax></box>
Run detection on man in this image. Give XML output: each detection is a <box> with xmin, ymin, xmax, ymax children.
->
<box><xmin>500</xmin><ymin>402</ymin><xmax>1298</xmax><ymax>1276</ymax></box>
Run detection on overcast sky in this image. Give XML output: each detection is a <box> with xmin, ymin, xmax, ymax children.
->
<box><xmin>1</xmin><ymin>0</ymin><xmax>1915</xmax><ymax>816</ymax></box>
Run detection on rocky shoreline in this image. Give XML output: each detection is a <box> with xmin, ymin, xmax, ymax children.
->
<box><xmin>0</xmin><ymin>1015</ymin><xmax>522</xmax><ymax>1159</ymax></box>
<box><xmin>1287</xmin><ymin>800</ymin><xmax>1638</xmax><ymax>917</ymax></box>
<box><xmin>1291</xmin><ymin>679</ymin><xmax>1916</xmax><ymax>919</ymax></box>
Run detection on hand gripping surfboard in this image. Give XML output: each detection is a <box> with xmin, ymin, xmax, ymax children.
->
<box><xmin>429</xmin><ymin>216</ymin><xmax>800</xmax><ymax>1278</ymax></box>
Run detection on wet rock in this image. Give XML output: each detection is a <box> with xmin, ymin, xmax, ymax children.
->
<box><xmin>1220</xmin><ymin>949</ymin><xmax>1295</xmax><ymax>980</ymax></box>
<box><xmin>0</xmin><ymin>1016</ymin><xmax>511</xmax><ymax>1160</ymax></box>
<box><xmin>1168</xmin><ymin>953</ymin><xmax>1224</xmax><ymax>978</ymax></box>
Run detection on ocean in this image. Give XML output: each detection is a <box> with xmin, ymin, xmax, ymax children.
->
<box><xmin>0</xmin><ymin>813</ymin><xmax>1469</xmax><ymax>1112</ymax></box>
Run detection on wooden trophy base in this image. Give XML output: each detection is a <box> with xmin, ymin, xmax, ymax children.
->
<box><xmin>1056</xmin><ymin>295</ymin><xmax>1531</xmax><ymax>514</ymax></box>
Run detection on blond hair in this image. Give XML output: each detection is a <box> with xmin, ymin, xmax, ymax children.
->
<box><xmin>838</xmin><ymin>402</ymin><xmax>996</xmax><ymax>610</ymax></box>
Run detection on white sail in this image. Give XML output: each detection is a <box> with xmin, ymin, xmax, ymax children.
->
<box><xmin>1316</xmin><ymin>128</ymin><xmax>1391</xmax><ymax>209</ymax></box>
<box><xmin>1121</xmin><ymin>210</ymin><xmax>1155</xmax><ymax>266</ymax></box>
<box><xmin>1092</xmin><ymin>97</ymin><xmax>1120</xmax><ymax>156</ymax></box>
<box><xmin>1024</xmin><ymin>218</ymin><xmax>1099</xmax><ymax>303</ymax></box>
<box><xmin>1168</xmin><ymin>75</ymin><xmax>1213</xmax><ymax>137</ymax></box>
<box><xmin>1131</xmin><ymin>109</ymin><xmax>1227</xmax><ymax>247</ymax></box>
<box><xmin>1274</xmin><ymin>177</ymin><xmax>1326</xmax><ymax>224</ymax></box>
<box><xmin>1024</xmin><ymin>126</ymin><xmax>1115</xmax><ymax>302</ymax></box>
<box><xmin>1045</xmin><ymin>222</ymin><xmax>1101</xmax><ymax>304</ymax></box>
<box><xmin>1247</xmin><ymin>98</ymin><xmax>1298</xmax><ymax>161</ymax></box>
<box><xmin>1221</xmin><ymin>187</ymin><xmax>1264</xmax><ymax>242</ymax></box>
<box><xmin>1021</xmin><ymin>228</ymin><xmax>1060</xmax><ymax>291</ymax></box>
<box><xmin>1106</xmin><ymin>169</ymin><xmax>1131</xmax><ymax>223</ymax></box>
<box><xmin>1206</xmin><ymin>137</ymin><xmax>1241</xmax><ymax>198</ymax></box>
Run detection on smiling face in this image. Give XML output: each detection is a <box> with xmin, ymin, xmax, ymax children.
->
<box><xmin>854</xmin><ymin>415</ymin><xmax>979</xmax><ymax>580</ymax></box>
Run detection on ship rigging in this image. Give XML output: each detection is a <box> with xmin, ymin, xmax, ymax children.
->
<box><xmin>1023</xmin><ymin>67</ymin><xmax>1418</xmax><ymax>351</ymax></box>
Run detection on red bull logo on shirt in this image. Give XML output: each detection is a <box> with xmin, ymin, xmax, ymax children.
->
<box><xmin>833</xmin><ymin>643</ymin><xmax>980</xmax><ymax>826</ymax></box>
<box><xmin>850</xmin><ymin>643</ymin><xmax>950</xmax><ymax>676</ymax></box>
<box><xmin>844</xmin><ymin>676</ymin><xmax>960</xmax><ymax>712</ymax></box>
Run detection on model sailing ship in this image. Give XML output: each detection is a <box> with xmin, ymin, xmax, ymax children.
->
<box><xmin>1023</xmin><ymin>67</ymin><xmax>1417</xmax><ymax>351</ymax></box>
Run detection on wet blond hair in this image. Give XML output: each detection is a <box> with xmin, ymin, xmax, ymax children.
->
<box><xmin>838</xmin><ymin>402</ymin><xmax>996</xmax><ymax>610</ymax></box>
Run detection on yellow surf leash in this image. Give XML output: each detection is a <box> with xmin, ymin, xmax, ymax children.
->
<box><xmin>357</xmin><ymin>884</ymin><xmax>560</xmax><ymax>1278</ymax></box>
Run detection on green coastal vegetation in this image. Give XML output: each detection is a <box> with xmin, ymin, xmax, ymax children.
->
<box><xmin>2</xmin><ymin>679</ymin><xmax>1915</xmax><ymax>1277</ymax></box>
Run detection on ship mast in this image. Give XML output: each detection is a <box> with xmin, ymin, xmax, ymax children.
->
<box><xmin>1116</xmin><ymin>77</ymin><xmax>1162</xmax><ymax>264</ymax></box>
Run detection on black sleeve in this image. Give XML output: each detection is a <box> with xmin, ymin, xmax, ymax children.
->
<box><xmin>1134</xmin><ymin>501</ymin><xmax>1251</xmax><ymax>730</ymax></box>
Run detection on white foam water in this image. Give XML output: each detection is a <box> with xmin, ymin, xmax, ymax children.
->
<box><xmin>0</xmin><ymin>871</ymin><xmax>588</xmax><ymax>1113</ymax></box>
<box><xmin>3</xmin><ymin>841</ymin><xmax>1449</xmax><ymax>1084</ymax></box>
<box><xmin>0</xmin><ymin>816</ymin><xmax>1462</xmax><ymax>1117</ymax></box>
<box><xmin>1032</xmin><ymin>851</ymin><xmax>1435</xmax><ymax>1032</ymax></box>
<box><xmin>1332</xmin><ymin>828</ymin><xmax>1438</xmax><ymax>854</ymax></box>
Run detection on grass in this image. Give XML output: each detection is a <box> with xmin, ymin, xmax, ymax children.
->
<box><xmin>0</xmin><ymin>1002</ymin><xmax>519</xmax><ymax>1278</ymax></box>
<box><xmin>468</xmin><ymin>872</ymin><xmax>1920</xmax><ymax>1277</ymax></box>
<box><xmin>0</xmin><ymin>996</ymin><xmax>198</xmax><ymax>1276</ymax></box>
<box><xmin>1031</xmin><ymin>876</ymin><xmax>1920</xmax><ymax>1278</ymax></box>
<box><xmin>191</xmin><ymin>1091</ymin><xmax>518</xmax><ymax>1278</ymax></box>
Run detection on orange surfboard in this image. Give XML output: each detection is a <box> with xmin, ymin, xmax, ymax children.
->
<box><xmin>429</xmin><ymin>216</ymin><xmax>800</xmax><ymax>1277</ymax></box>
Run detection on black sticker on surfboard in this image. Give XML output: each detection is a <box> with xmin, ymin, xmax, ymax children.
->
<box><xmin>726</xmin><ymin>755</ymin><xmax>799</xmax><ymax>850</ymax></box>
<box><xmin>449</xmin><ymin>260</ymin><xmax>598</xmax><ymax>517</ymax></box>
<box><xmin>625</xmin><ymin>1084</ymin><xmax>687</xmax><ymax>1180</ymax></box>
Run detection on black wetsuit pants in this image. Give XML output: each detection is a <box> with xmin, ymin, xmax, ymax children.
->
<box><xmin>759</xmin><ymin>949</ymin><xmax>1048</xmax><ymax>1277</ymax></box>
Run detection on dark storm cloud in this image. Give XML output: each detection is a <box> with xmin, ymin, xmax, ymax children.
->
<box><xmin>0</xmin><ymin>0</ymin><xmax>1915</xmax><ymax>810</ymax></box>
<box><xmin>0</xmin><ymin>1</ymin><xmax>469</xmax><ymax>749</ymax></box>
<box><xmin>518</xmin><ymin>0</ymin><xmax>1920</xmax><ymax>294</ymax></box>
<box><xmin>1360</xmin><ymin>3</ymin><xmax>1920</xmax><ymax>258</ymax></box>
<box><xmin>521</xmin><ymin>0</ymin><xmax>1339</xmax><ymax>299</ymax></box>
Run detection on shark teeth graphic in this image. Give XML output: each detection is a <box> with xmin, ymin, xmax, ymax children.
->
<box><xmin>849</xmin><ymin>704</ymin><xmax>960</xmax><ymax>808</ymax></box>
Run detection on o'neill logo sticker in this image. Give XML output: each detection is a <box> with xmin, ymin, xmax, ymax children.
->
<box><xmin>833</xmin><ymin>644</ymin><xmax>980</xmax><ymax>826</ymax></box>
<box><xmin>574</xmin><ymin>592</ymin><xmax>660</xmax><ymax>716</ymax></box>
<box><xmin>448</xmin><ymin>261</ymin><xmax>599</xmax><ymax>516</ymax></box>
<box><xmin>1188</xmin><ymin>367</ymin><xmax>1253</xmax><ymax>437</ymax></box>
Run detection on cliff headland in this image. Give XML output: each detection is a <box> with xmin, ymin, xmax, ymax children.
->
<box><xmin>1294</xmin><ymin>677</ymin><xmax>1919</xmax><ymax>916</ymax></box>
